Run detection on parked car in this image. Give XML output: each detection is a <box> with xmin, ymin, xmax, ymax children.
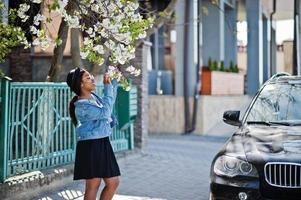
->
<box><xmin>210</xmin><ymin>73</ymin><xmax>301</xmax><ymax>200</ymax></box>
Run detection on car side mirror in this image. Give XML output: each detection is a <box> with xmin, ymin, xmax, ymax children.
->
<box><xmin>223</xmin><ymin>110</ymin><xmax>241</xmax><ymax>126</ymax></box>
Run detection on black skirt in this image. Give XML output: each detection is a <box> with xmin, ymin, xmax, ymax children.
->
<box><xmin>73</xmin><ymin>137</ymin><xmax>120</xmax><ymax>180</ymax></box>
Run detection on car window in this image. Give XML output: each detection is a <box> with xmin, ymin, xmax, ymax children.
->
<box><xmin>245</xmin><ymin>83</ymin><xmax>301</xmax><ymax>123</ymax></box>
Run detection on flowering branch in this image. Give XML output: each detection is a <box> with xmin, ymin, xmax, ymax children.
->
<box><xmin>3</xmin><ymin>0</ymin><xmax>154</xmax><ymax>90</ymax></box>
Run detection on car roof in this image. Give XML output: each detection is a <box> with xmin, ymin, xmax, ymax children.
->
<box><xmin>268</xmin><ymin>75</ymin><xmax>301</xmax><ymax>84</ymax></box>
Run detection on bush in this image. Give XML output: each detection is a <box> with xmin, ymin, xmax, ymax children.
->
<box><xmin>220</xmin><ymin>61</ymin><xmax>225</xmax><ymax>71</ymax></box>
<box><xmin>212</xmin><ymin>60</ymin><xmax>218</xmax><ymax>71</ymax></box>
<box><xmin>233</xmin><ymin>64</ymin><xmax>239</xmax><ymax>73</ymax></box>
<box><xmin>208</xmin><ymin>57</ymin><xmax>214</xmax><ymax>71</ymax></box>
<box><xmin>207</xmin><ymin>59</ymin><xmax>239</xmax><ymax>73</ymax></box>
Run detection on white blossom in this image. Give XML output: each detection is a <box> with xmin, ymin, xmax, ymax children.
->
<box><xmin>64</xmin><ymin>14</ymin><xmax>80</xmax><ymax>28</ymax></box>
<box><xmin>138</xmin><ymin>31</ymin><xmax>147</xmax><ymax>39</ymax></box>
<box><xmin>32</xmin><ymin>38</ymin><xmax>40</xmax><ymax>46</ymax></box>
<box><xmin>115</xmin><ymin>0</ymin><xmax>123</xmax><ymax>8</ymax></box>
<box><xmin>133</xmin><ymin>69</ymin><xmax>141</xmax><ymax>76</ymax></box>
<box><xmin>107</xmin><ymin>65</ymin><xmax>122</xmax><ymax>81</ymax></box>
<box><xmin>36</xmin><ymin>29</ymin><xmax>45</xmax><ymax>38</ymax></box>
<box><xmin>128</xmin><ymin>2</ymin><xmax>139</xmax><ymax>10</ymax></box>
<box><xmin>83</xmin><ymin>37</ymin><xmax>92</xmax><ymax>46</ymax></box>
<box><xmin>98</xmin><ymin>6</ymin><xmax>108</xmax><ymax>17</ymax></box>
<box><xmin>108</xmin><ymin>65</ymin><xmax>116</xmax><ymax>71</ymax></box>
<box><xmin>18</xmin><ymin>4</ymin><xmax>30</xmax><ymax>13</ymax></box>
<box><xmin>89</xmin><ymin>32</ymin><xmax>96</xmax><ymax>38</ymax></box>
<box><xmin>104</xmin><ymin>40</ymin><xmax>115</xmax><ymax>49</ymax></box>
<box><xmin>40</xmin><ymin>37</ymin><xmax>51</xmax><ymax>50</ymax></box>
<box><xmin>114</xmin><ymin>33</ymin><xmax>131</xmax><ymax>44</ymax></box>
<box><xmin>31</xmin><ymin>0</ymin><xmax>42</xmax><ymax>4</ymax></box>
<box><xmin>132</xmin><ymin>14</ymin><xmax>143</xmax><ymax>22</ymax></box>
<box><xmin>107</xmin><ymin>66</ymin><xmax>116</xmax><ymax>76</ymax></box>
<box><xmin>80</xmin><ymin>51</ymin><xmax>89</xmax><ymax>59</ymax></box>
<box><xmin>102</xmin><ymin>18</ymin><xmax>110</xmax><ymax>29</ymax></box>
<box><xmin>100</xmin><ymin>29</ymin><xmax>109</xmax><ymax>38</ymax></box>
<box><xmin>17</xmin><ymin>4</ymin><xmax>30</xmax><ymax>22</ymax></box>
<box><xmin>58</xmin><ymin>0</ymin><xmax>68</xmax><ymax>9</ymax></box>
<box><xmin>124</xmin><ymin>86</ymin><xmax>131</xmax><ymax>91</ymax></box>
<box><xmin>107</xmin><ymin>3</ymin><xmax>117</xmax><ymax>13</ymax></box>
<box><xmin>32</xmin><ymin>36</ymin><xmax>51</xmax><ymax>50</ymax></box>
<box><xmin>30</xmin><ymin>26</ymin><xmax>38</xmax><ymax>34</ymax></box>
<box><xmin>113</xmin><ymin>13</ymin><xmax>125</xmax><ymax>22</ymax></box>
<box><xmin>13</xmin><ymin>0</ymin><xmax>153</xmax><ymax>88</ymax></box>
<box><xmin>23</xmin><ymin>41</ymin><xmax>32</xmax><ymax>49</ymax></box>
<box><xmin>91</xmin><ymin>4</ymin><xmax>99</xmax><ymax>13</ymax></box>
<box><xmin>126</xmin><ymin>65</ymin><xmax>135</xmax><ymax>73</ymax></box>
<box><xmin>33</xmin><ymin>14</ymin><xmax>46</xmax><ymax>26</ymax></box>
<box><xmin>93</xmin><ymin>45</ymin><xmax>104</xmax><ymax>54</ymax></box>
<box><xmin>86</xmin><ymin>27</ymin><xmax>93</xmax><ymax>35</ymax></box>
<box><xmin>125</xmin><ymin>65</ymin><xmax>140</xmax><ymax>76</ymax></box>
<box><xmin>80</xmin><ymin>6</ymin><xmax>88</xmax><ymax>15</ymax></box>
<box><xmin>18</xmin><ymin>36</ymin><xmax>31</xmax><ymax>49</ymax></box>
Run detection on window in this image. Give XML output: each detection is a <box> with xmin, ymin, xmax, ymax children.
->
<box><xmin>246</xmin><ymin>83</ymin><xmax>301</xmax><ymax>122</ymax></box>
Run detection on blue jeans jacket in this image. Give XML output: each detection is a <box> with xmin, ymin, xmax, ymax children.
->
<box><xmin>74</xmin><ymin>79</ymin><xmax>118</xmax><ymax>141</ymax></box>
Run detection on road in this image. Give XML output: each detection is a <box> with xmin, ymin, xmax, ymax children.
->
<box><xmin>34</xmin><ymin>134</ymin><xmax>229</xmax><ymax>200</ymax></box>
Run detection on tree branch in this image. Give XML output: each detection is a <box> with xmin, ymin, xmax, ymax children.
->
<box><xmin>71</xmin><ymin>28</ymin><xmax>83</xmax><ymax>67</ymax></box>
<box><xmin>136</xmin><ymin>0</ymin><xmax>177</xmax><ymax>47</ymax></box>
<box><xmin>46</xmin><ymin>1</ymin><xmax>76</xmax><ymax>82</ymax></box>
<box><xmin>46</xmin><ymin>19</ymin><xmax>69</xmax><ymax>82</ymax></box>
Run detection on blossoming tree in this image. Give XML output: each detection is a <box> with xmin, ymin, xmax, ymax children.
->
<box><xmin>1</xmin><ymin>0</ymin><xmax>177</xmax><ymax>89</ymax></box>
<box><xmin>26</xmin><ymin>0</ymin><xmax>155</xmax><ymax>89</ymax></box>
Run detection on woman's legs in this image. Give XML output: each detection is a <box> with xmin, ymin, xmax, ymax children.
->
<box><xmin>99</xmin><ymin>176</ymin><xmax>120</xmax><ymax>200</ymax></box>
<box><xmin>84</xmin><ymin>178</ymin><xmax>101</xmax><ymax>200</ymax></box>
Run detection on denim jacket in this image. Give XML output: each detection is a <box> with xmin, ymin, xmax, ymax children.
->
<box><xmin>74</xmin><ymin>79</ymin><xmax>118</xmax><ymax>141</ymax></box>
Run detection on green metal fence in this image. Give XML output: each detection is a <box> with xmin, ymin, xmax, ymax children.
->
<box><xmin>0</xmin><ymin>78</ymin><xmax>137</xmax><ymax>182</ymax></box>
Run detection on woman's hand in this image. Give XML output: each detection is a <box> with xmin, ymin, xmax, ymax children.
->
<box><xmin>103</xmin><ymin>73</ymin><xmax>111</xmax><ymax>85</ymax></box>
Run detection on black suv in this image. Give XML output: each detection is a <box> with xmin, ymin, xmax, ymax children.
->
<box><xmin>210</xmin><ymin>73</ymin><xmax>301</xmax><ymax>200</ymax></box>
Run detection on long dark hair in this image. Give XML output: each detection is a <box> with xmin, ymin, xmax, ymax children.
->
<box><xmin>66</xmin><ymin>67</ymin><xmax>85</xmax><ymax>126</ymax></box>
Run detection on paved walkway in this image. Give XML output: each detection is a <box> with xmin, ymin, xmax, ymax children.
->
<box><xmin>33</xmin><ymin>134</ymin><xmax>229</xmax><ymax>200</ymax></box>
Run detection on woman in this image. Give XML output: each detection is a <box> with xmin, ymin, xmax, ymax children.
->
<box><xmin>66</xmin><ymin>67</ymin><xmax>120</xmax><ymax>200</ymax></box>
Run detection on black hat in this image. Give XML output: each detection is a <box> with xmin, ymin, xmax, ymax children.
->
<box><xmin>66</xmin><ymin>67</ymin><xmax>83</xmax><ymax>95</ymax></box>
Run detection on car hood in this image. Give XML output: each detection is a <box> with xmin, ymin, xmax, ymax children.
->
<box><xmin>242</xmin><ymin>125</ymin><xmax>301</xmax><ymax>164</ymax></box>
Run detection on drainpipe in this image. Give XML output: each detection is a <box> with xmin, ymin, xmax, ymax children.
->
<box><xmin>156</xmin><ymin>70</ymin><xmax>163</xmax><ymax>94</ymax></box>
<box><xmin>154</xmin><ymin>28</ymin><xmax>163</xmax><ymax>94</ymax></box>
<box><xmin>269</xmin><ymin>0</ymin><xmax>276</xmax><ymax>76</ymax></box>
<box><xmin>190</xmin><ymin>0</ymin><xmax>201</xmax><ymax>133</ymax></box>
<box><xmin>293</xmin><ymin>0</ymin><xmax>300</xmax><ymax>75</ymax></box>
<box><xmin>183</xmin><ymin>0</ymin><xmax>192</xmax><ymax>133</ymax></box>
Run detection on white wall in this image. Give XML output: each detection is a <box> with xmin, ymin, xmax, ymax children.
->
<box><xmin>148</xmin><ymin>95</ymin><xmax>251</xmax><ymax>134</ymax></box>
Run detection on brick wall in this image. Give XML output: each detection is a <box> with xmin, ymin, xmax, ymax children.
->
<box><xmin>9</xmin><ymin>46</ymin><xmax>32</xmax><ymax>81</ymax></box>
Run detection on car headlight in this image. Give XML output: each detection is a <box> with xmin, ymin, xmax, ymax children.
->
<box><xmin>214</xmin><ymin>155</ymin><xmax>258</xmax><ymax>178</ymax></box>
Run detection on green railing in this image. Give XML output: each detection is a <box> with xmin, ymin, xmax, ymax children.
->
<box><xmin>0</xmin><ymin>78</ymin><xmax>137</xmax><ymax>182</ymax></box>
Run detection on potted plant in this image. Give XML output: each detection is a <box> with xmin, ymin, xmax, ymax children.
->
<box><xmin>200</xmin><ymin>59</ymin><xmax>244</xmax><ymax>95</ymax></box>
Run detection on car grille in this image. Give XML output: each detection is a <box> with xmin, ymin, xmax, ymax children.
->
<box><xmin>264</xmin><ymin>162</ymin><xmax>301</xmax><ymax>188</ymax></box>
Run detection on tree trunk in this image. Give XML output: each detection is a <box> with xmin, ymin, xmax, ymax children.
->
<box><xmin>46</xmin><ymin>0</ymin><xmax>76</xmax><ymax>82</ymax></box>
<box><xmin>41</xmin><ymin>2</ymin><xmax>75</xmax><ymax>156</ymax></box>
<box><xmin>40</xmin><ymin>19</ymin><xmax>69</xmax><ymax>156</ymax></box>
<box><xmin>46</xmin><ymin>20</ymin><xmax>69</xmax><ymax>82</ymax></box>
<box><xmin>71</xmin><ymin>28</ymin><xmax>83</xmax><ymax>67</ymax></box>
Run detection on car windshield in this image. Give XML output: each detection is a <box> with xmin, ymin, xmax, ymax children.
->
<box><xmin>245</xmin><ymin>82</ymin><xmax>301</xmax><ymax>125</ymax></box>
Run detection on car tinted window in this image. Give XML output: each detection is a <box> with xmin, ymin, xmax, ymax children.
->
<box><xmin>246</xmin><ymin>83</ymin><xmax>301</xmax><ymax>122</ymax></box>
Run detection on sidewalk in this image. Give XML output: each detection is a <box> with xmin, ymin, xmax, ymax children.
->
<box><xmin>26</xmin><ymin>133</ymin><xmax>230</xmax><ymax>200</ymax></box>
